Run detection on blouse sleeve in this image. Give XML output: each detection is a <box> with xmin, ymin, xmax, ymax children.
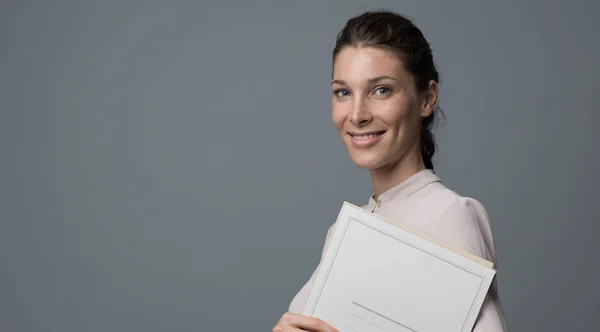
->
<box><xmin>433</xmin><ymin>196</ymin><xmax>493</xmax><ymax>261</ymax></box>
<box><xmin>287</xmin><ymin>223</ymin><xmax>337</xmax><ymax>313</ymax></box>
<box><xmin>311</xmin><ymin>223</ymin><xmax>337</xmax><ymax>278</ymax></box>
<box><xmin>433</xmin><ymin>196</ymin><xmax>508</xmax><ymax>332</ymax></box>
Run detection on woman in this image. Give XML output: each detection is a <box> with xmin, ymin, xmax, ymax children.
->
<box><xmin>273</xmin><ymin>10</ymin><xmax>508</xmax><ymax>332</ymax></box>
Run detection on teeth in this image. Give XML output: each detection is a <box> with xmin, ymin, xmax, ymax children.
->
<box><xmin>354</xmin><ymin>134</ymin><xmax>378</xmax><ymax>141</ymax></box>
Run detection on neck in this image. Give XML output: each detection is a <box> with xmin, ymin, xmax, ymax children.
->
<box><xmin>370</xmin><ymin>144</ymin><xmax>426</xmax><ymax>200</ymax></box>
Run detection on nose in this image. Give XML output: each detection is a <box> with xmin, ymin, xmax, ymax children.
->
<box><xmin>349</xmin><ymin>96</ymin><xmax>372</xmax><ymax>126</ymax></box>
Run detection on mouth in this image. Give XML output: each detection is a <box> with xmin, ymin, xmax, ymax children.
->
<box><xmin>348</xmin><ymin>130</ymin><xmax>386</xmax><ymax>147</ymax></box>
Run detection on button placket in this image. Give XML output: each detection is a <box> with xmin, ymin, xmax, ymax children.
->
<box><xmin>372</xmin><ymin>199</ymin><xmax>382</xmax><ymax>212</ymax></box>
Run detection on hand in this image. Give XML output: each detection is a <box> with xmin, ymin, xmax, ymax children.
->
<box><xmin>273</xmin><ymin>312</ymin><xmax>339</xmax><ymax>332</ymax></box>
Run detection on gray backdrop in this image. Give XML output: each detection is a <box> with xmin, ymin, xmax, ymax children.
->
<box><xmin>1</xmin><ymin>0</ymin><xmax>599</xmax><ymax>331</ymax></box>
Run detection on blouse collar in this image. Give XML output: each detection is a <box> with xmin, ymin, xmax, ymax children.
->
<box><xmin>366</xmin><ymin>169</ymin><xmax>442</xmax><ymax>212</ymax></box>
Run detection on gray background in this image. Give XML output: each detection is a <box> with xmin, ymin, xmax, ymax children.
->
<box><xmin>1</xmin><ymin>0</ymin><xmax>599</xmax><ymax>331</ymax></box>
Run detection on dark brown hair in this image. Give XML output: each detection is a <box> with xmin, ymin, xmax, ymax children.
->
<box><xmin>332</xmin><ymin>10</ymin><xmax>442</xmax><ymax>170</ymax></box>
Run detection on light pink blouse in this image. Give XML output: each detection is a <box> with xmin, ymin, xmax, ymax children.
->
<box><xmin>288</xmin><ymin>169</ymin><xmax>508</xmax><ymax>331</ymax></box>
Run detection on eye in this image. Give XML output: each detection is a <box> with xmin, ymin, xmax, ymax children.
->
<box><xmin>334</xmin><ymin>89</ymin><xmax>350</xmax><ymax>98</ymax></box>
<box><xmin>374</xmin><ymin>86</ymin><xmax>391</xmax><ymax>96</ymax></box>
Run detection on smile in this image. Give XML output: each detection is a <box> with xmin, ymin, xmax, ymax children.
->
<box><xmin>349</xmin><ymin>131</ymin><xmax>385</xmax><ymax>148</ymax></box>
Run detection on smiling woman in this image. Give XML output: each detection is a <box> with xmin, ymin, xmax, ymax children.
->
<box><xmin>331</xmin><ymin>46</ymin><xmax>435</xmax><ymax>180</ymax></box>
<box><xmin>272</xmin><ymin>10</ymin><xmax>508</xmax><ymax>332</ymax></box>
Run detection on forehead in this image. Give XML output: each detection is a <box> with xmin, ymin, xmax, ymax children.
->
<box><xmin>332</xmin><ymin>46</ymin><xmax>407</xmax><ymax>82</ymax></box>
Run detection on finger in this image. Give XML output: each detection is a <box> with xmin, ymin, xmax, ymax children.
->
<box><xmin>272</xmin><ymin>323</ymin><xmax>307</xmax><ymax>332</ymax></box>
<box><xmin>273</xmin><ymin>312</ymin><xmax>311</xmax><ymax>332</ymax></box>
<box><xmin>278</xmin><ymin>312</ymin><xmax>338</xmax><ymax>332</ymax></box>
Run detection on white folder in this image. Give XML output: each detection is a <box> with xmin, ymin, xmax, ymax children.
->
<box><xmin>303</xmin><ymin>202</ymin><xmax>496</xmax><ymax>332</ymax></box>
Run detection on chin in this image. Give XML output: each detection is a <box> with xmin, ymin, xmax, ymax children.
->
<box><xmin>348</xmin><ymin>152</ymin><xmax>386</xmax><ymax>170</ymax></box>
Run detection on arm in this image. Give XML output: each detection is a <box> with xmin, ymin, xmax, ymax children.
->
<box><xmin>287</xmin><ymin>223</ymin><xmax>337</xmax><ymax>314</ymax></box>
<box><xmin>433</xmin><ymin>196</ymin><xmax>509</xmax><ymax>332</ymax></box>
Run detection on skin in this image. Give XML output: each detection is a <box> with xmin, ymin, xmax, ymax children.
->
<box><xmin>332</xmin><ymin>46</ymin><xmax>438</xmax><ymax>199</ymax></box>
<box><xmin>272</xmin><ymin>312</ymin><xmax>339</xmax><ymax>332</ymax></box>
<box><xmin>272</xmin><ymin>46</ymin><xmax>438</xmax><ymax>332</ymax></box>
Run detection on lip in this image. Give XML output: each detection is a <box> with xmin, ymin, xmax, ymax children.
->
<box><xmin>348</xmin><ymin>131</ymin><xmax>386</xmax><ymax>148</ymax></box>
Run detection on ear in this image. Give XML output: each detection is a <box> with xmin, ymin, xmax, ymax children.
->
<box><xmin>420</xmin><ymin>80</ymin><xmax>438</xmax><ymax>118</ymax></box>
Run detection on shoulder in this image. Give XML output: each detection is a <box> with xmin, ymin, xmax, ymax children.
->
<box><xmin>431</xmin><ymin>189</ymin><xmax>490</xmax><ymax>226</ymax></box>
<box><xmin>422</xmin><ymin>188</ymin><xmax>496</xmax><ymax>262</ymax></box>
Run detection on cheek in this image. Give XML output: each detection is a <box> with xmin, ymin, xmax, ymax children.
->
<box><xmin>391</xmin><ymin>102</ymin><xmax>422</xmax><ymax>140</ymax></box>
<box><xmin>331</xmin><ymin>102</ymin><xmax>346</xmax><ymax>131</ymax></box>
<box><xmin>377</xmin><ymin>99</ymin><xmax>412</xmax><ymax>129</ymax></box>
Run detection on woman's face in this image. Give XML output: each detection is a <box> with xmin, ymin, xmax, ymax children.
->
<box><xmin>331</xmin><ymin>46</ymin><xmax>436</xmax><ymax>170</ymax></box>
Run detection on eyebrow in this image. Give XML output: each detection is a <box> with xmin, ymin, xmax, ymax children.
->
<box><xmin>330</xmin><ymin>75</ymin><xmax>399</xmax><ymax>86</ymax></box>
